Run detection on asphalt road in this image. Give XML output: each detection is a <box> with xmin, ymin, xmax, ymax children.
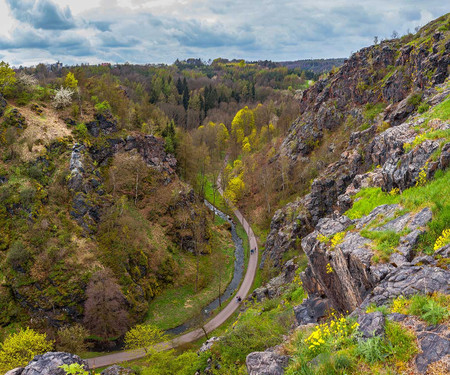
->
<box><xmin>86</xmin><ymin>193</ymin><xmax>258</xmax><ymax>369</ymax></box>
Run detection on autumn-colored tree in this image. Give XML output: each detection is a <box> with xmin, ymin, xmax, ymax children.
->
<box><xmin>0</xmin><ymin>327</ymin><xmax>54</xmax><ymax>373</ymax></box>
<box><xmin>83</xmin><ymin>269</ymin><xmax>129</xmax><ymax>340</ymax></box>
<box><xmin>0</xmin><ymin>61</ymin><xmax>16</xmax><ymax>95</ymax></box>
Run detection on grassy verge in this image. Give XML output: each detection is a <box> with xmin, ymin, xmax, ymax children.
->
<box><xmin>145</xmin><ymin>224</ymin><xmax>235</xmax><ymax>330</ymax></box>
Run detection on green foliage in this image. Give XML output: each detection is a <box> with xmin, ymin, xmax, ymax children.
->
<box><xmin>94</xmin><ymin>100</ymin><xmax>111</xmax><ymax>114</ymax></box>
<box><xmin>417</xmin><ymin>102</ymin><xmax>430</xmax><ymax>114</ymax></box>
<box><xmin>64</xmin><ymin>72</ymin><xmax>78</xmax><ymax>90</ymax></box>
<box><xmin>345</xmin><ymin>168</ymin><xmax>450</xmax><ymax>254</ymax></box>
<box><xmin>360</xmin><ymin>229</ymin><xmax>401</xmax><ymax>262</ymax></box>
<box><xmin>0</xmin><ymin>327</ymin><xmax>54</xmax><ymax>372</ymax></box>
<box><xmin>59</xmin><ymin>363</ymin><xmax>89</xmax><ymax>375</ymax></box>
<box><xmin>7</xmin><ymin>241</ymin><xmax>32</xmax><ymax>270</ymax></box>
<box><xmin>429</xmin><ymin>95</ymin><xmax>450</xmax><ymax>120</ymax></box>
<box><xmin>363</xmin><ymin>102</ymin><xmax>386</xmax><ymax>122</ymax></box>
<box><xmin>384</xmin><ymin>321</ymin><xmax>418</xmax><ymax>363</ymax></box>
<box><xmin>0</xmin><ymin>61</ymin><xmax>16</xmax><ymax>94</ymax></box>
<box><xmin>75</xmin><ymin>123</ymin><xmax>89</xmax><ymax>139</ymax></box>
<box><xmin>356</xmin><ymin>335</ymin><xmax>386</xmax><ymax>363</ymax></box>
<box><xmin>345</xmin><ymin>187</ymin><xmax>399</xmax><ymax>220</ymax></box>
<box><xmin>124</xmin><ymin>324</ymin><xmax>167</xmax><ymax>353</ymax></box>
<box><xmin>407</xmin><ymin>92</ymin><xmax>423</xmax><ymax>108</ymax></box>
<box><xmin>57</xmin><ymin>324</ymin><xmax>90</xmax><ymax>354</ymax></box>
<box><xmin>408</xmin><ymin>294</ymin><xmax>450</xmax><ymax>324</ymax></box>
<box><xmin>141</xmin><ymin>349</ymin><xmax>209</xmax><ymax>375</ymax></box>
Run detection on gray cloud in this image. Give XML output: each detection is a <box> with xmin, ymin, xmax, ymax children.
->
<box><xmin>0</xmin><ymin>0</ymin><xmax>448</xmax><ymax>66</ymax></box>
<box><xmin>6</xmin><ymin>0</ymin><xmax>76</xmax><ymax>30</ymax></box>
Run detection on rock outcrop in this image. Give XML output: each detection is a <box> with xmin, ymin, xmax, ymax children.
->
<box><xmin>6</xmin><ymin>352</ymin><xmax>88</xmax><ymax>375</ymax></box>
<box><xmin>246</xmin><ymin>351</ymin><xmax>290</xmax><ymax>375</ymax></box>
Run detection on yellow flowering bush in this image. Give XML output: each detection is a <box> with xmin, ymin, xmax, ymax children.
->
<box><xmin>316</xmin><ymin>233</ymin><xmax>330</xmax><ymax>243</ymax></box>
<box><xmin>389</xmin><ymin>187</ymin><xmax>400</xmax><ymax>196</ymax></box>
<box><xmin>326</xmin><ymin>263</ymin><xmax>334</xmax><ymax>274</ymax></box>
<box><xmin>305</xmin><ymin>314</ymin><xmax>359</xmax><ymax>353</ymax></box>
<box><xmin>391</xmin><ymin>295</ymin><xmax>410</xmax><ymax>314</ymax></box>
<box><xmin>434</xmin><ymin>228</ymin><xmax>450</xmax><ymax>251</ymax></box>
<box><xmin>331</xmin><ymin>232</ymin><xmax>345</xmax><ymax>248</ymax></box>
<box><xmin>415</xmin><ymin>161</ymin><xmax>429</xmax><ymax>186</ymax></box>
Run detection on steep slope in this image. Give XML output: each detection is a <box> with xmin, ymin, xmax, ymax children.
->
<box><xmin>0</xmin><ymin>98</ymin><xmax>219</xmax><ymax>340</ymax></box>
<box><xmin>263</xmin><ymin>13</ymin><xmax>450</xmax><ymax>269</ymax></box>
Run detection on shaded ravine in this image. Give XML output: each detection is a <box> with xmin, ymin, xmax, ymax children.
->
<box><xmin>166</xmin><ymin>201</ymin><xmax>245</xmax><ymax>335</ymax></box>
<box><xmin>86</xmin><ymin>183</ymin><xmax>259</xmax><ymax>369</ymax></box>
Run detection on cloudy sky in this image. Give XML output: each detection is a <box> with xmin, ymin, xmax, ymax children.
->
<box><xmin>0</xmin><ymin>0</ymin><xmax>448</xmax><ymax>66</ymax></box>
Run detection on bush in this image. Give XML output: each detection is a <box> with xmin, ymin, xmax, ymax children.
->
<box><xmin>0</xmin><ymin>327</ymin><xmax>53</xmax><ymax>373</ymax></box>
<box><xmin>53</xmin><ymin>87</ymin><xmax>74</xmax><ymax>109</ymax></box>
<box><xmin>7</xmin><ymin>241</ymin><xmax>32</xmax><ymax>270</ymax></box>
<box><xmin>409</xmin><ymin>294</ymin><xmax>449</xmax><ymax>324</ymax></box>
<box><xmin>356</xmin><ymin>335</ymin><xmax>386</xmax><ymax>363</ymax></box>
<box><xmin>57</xmin><ymin>324</ymin><xmax>90</xmax><ymax>354</ymax></box>
<box><xmin>124</xmin><ymin>324</ymin><xmax>167</xmax><ymax>353</ymax></box>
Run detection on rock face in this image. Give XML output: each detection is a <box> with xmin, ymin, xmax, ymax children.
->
<box><xmin>7</xmin><ymin>352</ymin><xmax>88</xmax><ymax>375</ymax></box>
<box><xmin>386</xmin><ymin>315</ymin><xmax>450</xmax><ymax>373</ymax></box>
<box><xmin>300</xmin><ymin>204</ymin><xmax>439</xmax><ymax>313</ymax></box>
<box><xmin>262</xmin><ymin>23</ymin><xmax>450</xmax><ymax>269</ymax></box>
<box><xmin>86</xmin><ymin>112</ymin><xmax>117</xmax><ymax>137</ymax></box>
<box><xmin>246</xmin><ymin>352</ymin><xmax>290</xmax><ymax>375</ymax></box>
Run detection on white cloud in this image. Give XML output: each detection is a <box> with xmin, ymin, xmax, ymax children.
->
<box><xmin>0</xmin><ymin>0</ymin><xmax>448</xmax><ymax>66</ymax></box>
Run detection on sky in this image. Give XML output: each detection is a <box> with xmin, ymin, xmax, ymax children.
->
<box><xmin>0</xmin><ymin>0</ymin><xmax>448</xmax><ymax>67</ymax></box>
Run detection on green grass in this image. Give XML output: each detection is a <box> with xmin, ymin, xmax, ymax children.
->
<box><xmin>345</xmin><ymin>188</ymin><xmax>400</xmax><ymax>220</ymax></box>
<box><xmin>345</xmin><ymin>168</ymin><xmax>450</xmax><ymax>254</ymax></box>
<box><xmin>429</xmin><ymin>95</ymin><xmax>450</xmax><ymax>121</ymax></box>
<box><xmin>285</xmin><ymin>316</ymin><xmax>418</xmax><ymax>375</ymax></box>
<box><xmin>202</xmin><ymin>175</ymin><xmax>229</xmax><ymax>214</ymax></box>
<box><xmin>360</xmin><ymin>229</ymin><xmax>402</xmax><ymax>263</ymax></box>
<box><xmin>145</xmin><ymin>225</ymin><xmax>235</xmax><ymax>330</ymax></box>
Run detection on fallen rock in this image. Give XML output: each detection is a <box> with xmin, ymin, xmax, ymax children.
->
<box><xmin>294</xmin><ymin>297</ymin><xmax>331</xmax><ymax>326</ymax></box>
<box><xmin>246</xmin><ymin>351</ymin><xmax>290</xmax><ymax>375</ymax></box>
<box><xmin>357</xmin><ymin>312</ymin><xmax>385</xmax><ymax>338</ymax></box>
<box><xmin>198</xmin><ymin>337</ymin><xmax>221</xmax><ymax>353</ymax></box>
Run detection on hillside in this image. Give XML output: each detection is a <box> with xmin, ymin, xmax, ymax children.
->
<box><xmin>1</xmin><ymin>11</ymin><xmax>450</xmax><ymax>375</ymax></box>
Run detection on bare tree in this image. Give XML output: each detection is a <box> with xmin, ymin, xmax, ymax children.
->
<box><xmin>83</xmin><ymin>268</ymin><xmax>129</xmax><ymax>340</ymax></box>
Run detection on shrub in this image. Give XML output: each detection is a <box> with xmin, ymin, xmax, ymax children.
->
<box><xmin>7</xmin><ymin>241</ymin><xmax>32</xmax><ymax>270</ymax></box>
<box><xmin>53</xmin><ymin>87</ymin><xmax>74</xmax><ymax>109</ymax></box>
<box><xmin>356</xmin><ymin>335</ymin><xmax>386</xmax><ymax>363</ymax></box>
<box><xmin>124</xmin><ymin>324</ymin><xmax>167</xmax><ymax>353</ymax></box>
<box><xmin>409</xmin><ymin>294</ymin><xmax>449</xmax><ymax>324</ymax></box>
<box><xmin>0</xmin><ymin>327</ymin><xmax>53</xmax><ymax>372</ymax></box>
<box><xmin>434</xmin><ymin>228</ymin><xmax>450</xmax><ymax>251</ymax></box>
<box><xmin>418</xmin><ymin>102</ymin><xmax>430</xmax><ymax>114</ymax></box>
<box><xmin>94</xmin><ymin>100</ymin><xmax>111</xmax><ymax>114</ymax></box>
<box><xmin>57</xmin><ymin>324</ymin><xmax>90</xmax><ymax>354</ymax></box>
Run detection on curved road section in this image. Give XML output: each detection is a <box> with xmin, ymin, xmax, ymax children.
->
<box><xmin>86</xmin><ymin>196</ymin><xmax>258</xmax><ymax>369</ymax></box>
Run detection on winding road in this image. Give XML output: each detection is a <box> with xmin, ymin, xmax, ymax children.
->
<box><xmin>86</xmin><ymin>189</ymin><xmax>258</xmax><ymax>369</ymax></box>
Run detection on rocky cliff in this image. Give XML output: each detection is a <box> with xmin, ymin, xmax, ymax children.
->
<box><xmin>263</xmin><ymin>13</ymin><xmax>450</xmax><ymax>269</ymax></box>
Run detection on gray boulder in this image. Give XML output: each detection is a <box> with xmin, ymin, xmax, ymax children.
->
<box><xmin>416</xmin><ymin>332</ymin><xmax>450</xmax><ymax>373</ymax></box>
<box><xmin>294</xmin><ymin>297</ymin><xmax>330</xmax><ymax>326</ymax></box>
<box><xmin>357</xmin><ymin>312</ymin><xmax>385</xmax><ymax>339</ymax></box>
<box><xmin>14</xmin><ymin>352</ymin><xmax>88</xmax><ymax>375</ymax></box>
<box><xmin>246</xmin><ymin>352</ymin><xmax>290</xmax><ymax>375</ymax></box>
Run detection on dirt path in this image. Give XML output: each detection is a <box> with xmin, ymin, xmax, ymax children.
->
<box><xmin>86</xmin><ymin>191</ymin><xmax>258</xmax><ymax>369</ymax></box>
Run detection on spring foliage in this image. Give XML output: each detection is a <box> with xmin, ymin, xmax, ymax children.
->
<box><xmin>0</xmin><ymin>328</ymin><xmax>53</xmax><ymax>372</ymax></box>
<box><xmin>124</xmin><ymin>324</ymin><xmax>167</xmax><ymax>353</ymax></box>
